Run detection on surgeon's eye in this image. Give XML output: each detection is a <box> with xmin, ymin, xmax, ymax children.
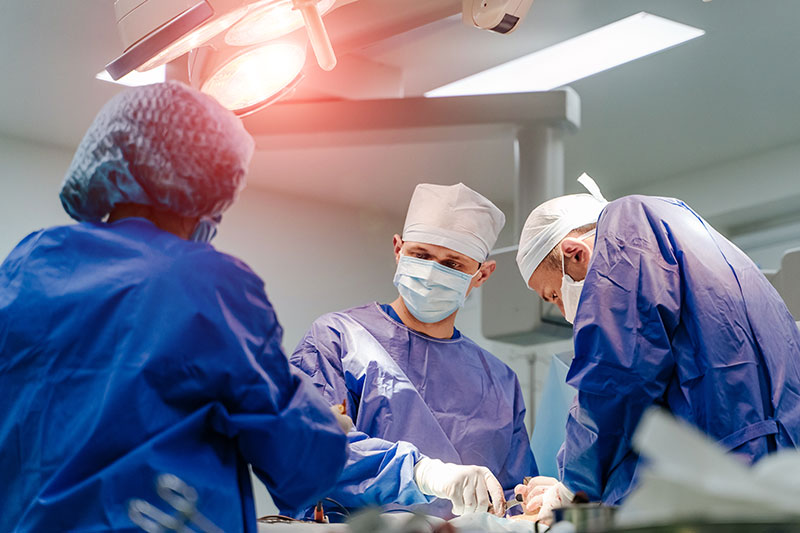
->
<box><xmin>414</xmin><ymin>252</ymin><xmax>430</xmax><ymax>260</ymax></box>
<box><xmin>443</xmin><ymin>261</ymin><xmax>461</xmax><ymax>270</ymax></box>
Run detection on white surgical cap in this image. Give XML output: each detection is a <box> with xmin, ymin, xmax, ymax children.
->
<box><xmin>402</xmin><ymin>183</ymin><xmax>505</xmax><ymax>263</ymax></box>
<box><xmin>516</xmin><ymin>174</ymin><xmax>608</xmax><ymax>284</ymax></box>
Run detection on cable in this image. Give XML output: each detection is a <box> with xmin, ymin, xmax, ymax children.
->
<box><xmin>323</xmin><ymin>497</ymin><xmax>350</xmax><ymax>517</ymax></box>
<box><xmin>256</xmin><ymin>515</ymin><xmax>301</xmax><ymax>524</ymax></box>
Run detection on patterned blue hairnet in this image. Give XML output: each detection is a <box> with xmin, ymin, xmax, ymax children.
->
<box><xmin>60</xmin><ymin>81</ymin><xmax>255</xmax><ymax>222</ymax></box>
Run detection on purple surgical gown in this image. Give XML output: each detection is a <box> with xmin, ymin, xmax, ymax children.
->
<box><xmin>290</xmin><ymin>303</ymin><xmax>537</xmax><ymax>519</ymax></box>
<box><xmin>559</xmin><ymin>195</ymin><xmax>800</xmax><ymax>505</ymax></box>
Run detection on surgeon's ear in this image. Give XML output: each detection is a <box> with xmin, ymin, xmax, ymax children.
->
<box><xmin>473</xmin><ymin>260</ymin><xmax>497</xmax><ymax>288</ymax></box>
<box><xmin>560</xmin><ymin>238</ymin><xmax>591</xmax><ymax>274</ymax></box>
<box><xmin>392</xmin><ymin>234</ymin><xmax>404</xmax><ymax>263</ymax></box>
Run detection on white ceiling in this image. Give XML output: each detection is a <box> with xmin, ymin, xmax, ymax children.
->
<box><xmin>358</xmin><ymin>0</ymin><xmax>800</xmax><ymax>194</ymax></box>
<box><xmin>2</xmin><ymin>0</ymin><xmax>799</xmax><ymax>221</ymax></box>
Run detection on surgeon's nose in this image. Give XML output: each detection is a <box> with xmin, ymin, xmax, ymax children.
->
<box><xmin>554</xmin><ymin>295</ymin><xmax>565</xmax><ymax>317</ymax></box>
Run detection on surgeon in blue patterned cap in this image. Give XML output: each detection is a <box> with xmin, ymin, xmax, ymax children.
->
<box><xmin>60</xmin><ymin>80</ymin><xmax>254</xmax><ymax>241</ymax></box>
<box><xmin>0</xmin><ymin>81</ymin><xmax>348</xmax><ymax>533</ymax></box>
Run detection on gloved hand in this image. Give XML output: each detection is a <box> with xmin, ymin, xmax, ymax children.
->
<box><xmin>413</xmin><ymin>457</ymin><xmax>506</xmax><ymax>517</ymax></box>
<box><xmin>514</xmin><ymin>476</ymin><xmax>574</xmax><ymax>524</ymax></box>
<box><xmin>330</xmin><ymin>402</ymin><xmax>354</xmax><ymax>433</ymax></box>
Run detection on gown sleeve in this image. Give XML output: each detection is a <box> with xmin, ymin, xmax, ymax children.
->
<box><xmin>148</xmin><ymin>251</ymin><xmax>350</xmax><ymax>512</ymax></box>
<box><xmin>560</xmin><ymin>198</ymin><xmax>681</xmax><ymax>504</ymax></box>
<box><xmin>290</xmin><ymin>320</ymin><xmax>433</xmax><ymax>511</ymax></box>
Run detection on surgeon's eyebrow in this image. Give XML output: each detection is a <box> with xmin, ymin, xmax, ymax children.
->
<box><xmin>405</xmin><ymin>245</ymin><xmax>432</xmax><ymax>256</ymax></box>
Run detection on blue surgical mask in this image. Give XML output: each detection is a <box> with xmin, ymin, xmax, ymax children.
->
<box><xmin>393</xmin><ymin>255</ymin><xmax>479</xmax><ymax>323</ymax></box>
<box><xmin>190</xmin><ymin>214</ymin><xmax>222</xmax><ymax>243</ymax></box>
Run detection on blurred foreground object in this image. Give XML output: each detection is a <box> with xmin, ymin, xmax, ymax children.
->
<box><xmin>617</xmin><ymin>408</ymin><xmax>800</xmax><ymax>527</ymax></box>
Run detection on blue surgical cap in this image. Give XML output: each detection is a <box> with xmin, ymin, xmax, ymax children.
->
<box><xmin>60</xmin><ymin>81</ymin><xmax>255</xmax><ymax>222</ymax></box>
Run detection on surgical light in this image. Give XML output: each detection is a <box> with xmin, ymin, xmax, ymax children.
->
<box><xmin>427</xmin><ymin>12</ymin><xmax>705</xmax><ymax>98</ymax></box>
<box><xmin>225</xmin><ymin>0</ymin><xmax>335</xmax><ymax>46</ymax></box>
<box><xmin>137</xmin><ymin>8</ymin><xmax>250</xmax><ymax>72</ymax></box>
<box><xmin>225</xmin><ymin>0</ymin><xmax>337</xmax><ymax>70</ymax></box>
<box><xmin>293</xmin><ymin>0</ymin><xmax>337</xmax><ymax>71</ymax></box>
<box><xmin>96</xmin><ymin>65</ymin><xmax>167</xmax><ymax>87</ymax></box>
<box><xmin>105</xmin><ymin>0</ymin><xmax>250</xmax><ymax>80</ymax></box>
<box><xmin>190</xmin><ymin>40</ymin><xmax>307</xmax><ymax>116</ymax></box>
<box><xmin>104</xmin><ymin>0</ymin><xmax>344</xmax><ymax>114</ymax></box>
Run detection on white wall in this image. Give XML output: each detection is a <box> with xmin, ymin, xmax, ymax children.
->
<box><xmin>613</xmin><ymin>140</ymin><xmax>800</xmax><ymax>270</ymax></box>
<box><xmin>215</xmin><ymin>185</ymin><xmax>403</xmax><ymax>352</ymax></box>
<box><xmin>0</xmin><ymin>135</ymin><xmax>73</xmax><ymax>257</ymax></box>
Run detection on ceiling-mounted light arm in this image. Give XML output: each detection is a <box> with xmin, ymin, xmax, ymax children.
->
<box><xmin>462</xmin><ymin>0</ymin><xmax>534</xmax><ymax>35</ymax></box>
<box><xmin>105</xmin><ymin>1</ymin><xmax>213</xmax><ymax>80</ymax></box>
<box><xmin>293</xmin><ymin>0</ymin><xmax>337</xmax><ymax>71</ymax></box>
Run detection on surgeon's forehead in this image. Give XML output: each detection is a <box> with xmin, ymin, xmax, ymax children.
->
<box><xmin>403</xmin><ymin>241</ymin><xmax>473</xmax><ymax>263</ymax></box>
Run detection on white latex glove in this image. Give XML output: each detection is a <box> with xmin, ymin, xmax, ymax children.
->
<box><xmin>330</xmin><ymin>404</ymin><xmax>354</xmax><ymax>433</ymax></box>
<box><xmin>414</xmin><ymin>457</ymin><xmax>506</xmax><ymax>517</ymax></box>
<box><xmin>514</xmin><ymin>476</ymin><xmax>573</xmax><ymax>524</ymax></box>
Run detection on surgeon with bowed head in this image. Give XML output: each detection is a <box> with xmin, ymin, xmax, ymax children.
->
<box><xmin>0</xmin><ymin>82</ymin><xmax>348</xmax><ymax>533</ymax></box>
<box><xmin>289</xmin><ymin>183</ymin><xmax>538</xmax><ymax>519</ymax></box>
<box><xmin>514</xmin><ymin>175</ymin><xmax>800</xmax><ymax>522</ymax></box>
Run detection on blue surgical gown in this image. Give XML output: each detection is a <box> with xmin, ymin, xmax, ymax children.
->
<box><xmin>290</xmin><ymin>303</ymin><xmax>537</xmax><ymax>519</ymax></box>
<box><xmin>559</xmin><ymin>195</ymin><xmax>800</xmax><ymax>505</ymax></box>
<box><xmin>0</xmin><ymin>218</ymin><xmax>347</xmax><ymax>533</ymax></box>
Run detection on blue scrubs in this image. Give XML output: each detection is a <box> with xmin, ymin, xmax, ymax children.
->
<box><xmin>290</xmin><ymin>302</ymin><xmax>537</xmax><ymax>519</ymax></box>
<box><xmin>0</xmin><ymin>219</ymin><xmax>347</xmax><ymax>533</ymax></box>
<box><xmin>559</xmin><ymin>195</ymin><xmax>800</xmax><ymax>505</ymax></box>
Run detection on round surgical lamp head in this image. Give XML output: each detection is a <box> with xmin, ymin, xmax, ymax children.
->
<box><xmin>189</xmin><ymin>36</ymin><xmax>307</xmax><ymax>116</ymax></box>
<box><xmin>225</xmin><ymin>0</ymin><xmax>335</xmax><ymax>46</ymax></box>
<box><xmin>227</xmin><ymin>0</ymin><xmax>337</xmax><ymax>71</ymax></box>
<box><xmin>106</xmin><ymin>0</ymin><xmax>250</xmax><ymax>80</ymax></box>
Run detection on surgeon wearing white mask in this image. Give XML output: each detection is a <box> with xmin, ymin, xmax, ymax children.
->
<box><xmin>527</xmin><ymin>226</ymin><xmax>597</xmax><ymax>324</ymax></box>
<box><xmin>514</xmin><ymin>173</ymin><xmax>800</xmax><ymax>524</ymax></box>
<box><xmin>390</xmin><ymin>232</ymin><xmax>492</xmax><ymax>338</ymax></box>
<box><xmin>288</xmin><ymin>183</ymin><xmax>539</xmax><ymax>521</ymax></box>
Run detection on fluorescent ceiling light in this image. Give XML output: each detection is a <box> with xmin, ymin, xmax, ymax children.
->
<box><xmin>425</xmin><ymin>12</ymin><xmax>705</xmax><ymax>98</ymax></box>
<box><xmin>96</xmin><ymin>65</ymin><xmax>166</xmax><ymax>87</ymax></box>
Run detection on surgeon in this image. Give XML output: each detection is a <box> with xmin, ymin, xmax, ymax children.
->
<box><xmin>0</xmin><ymin>82</ymin><xmax>348</xmax><ymax>533</ymax></box>
<box><xmin>513</xmin><ymin>174</ymin><xmax>800</xmax><ymax>521</ymax></box>
<box><xmin>289</xmin><ymin>183</ymin><xmax>537</xmax><ymax>520</ymax></box>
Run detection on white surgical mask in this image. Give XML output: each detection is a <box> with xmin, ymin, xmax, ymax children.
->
<box><xmin>393</xmin><ymin>255</ymin><xmax>479</xmax><ymax>323</ymax></box>
<box><xmin>560</xmin><ymin>229</ymin><xmax>595</xmax><ymax>324</ymax></box>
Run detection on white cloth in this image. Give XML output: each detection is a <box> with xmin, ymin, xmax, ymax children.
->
<box><xmin>516</xmin><ymin>174</ymin><xmax>607</xmax><ymax>286</ymax></box>
<box><xmin>403</xmin><ymin>183</ymin><xmax>505</xmax><ymax>263</ymax></box>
